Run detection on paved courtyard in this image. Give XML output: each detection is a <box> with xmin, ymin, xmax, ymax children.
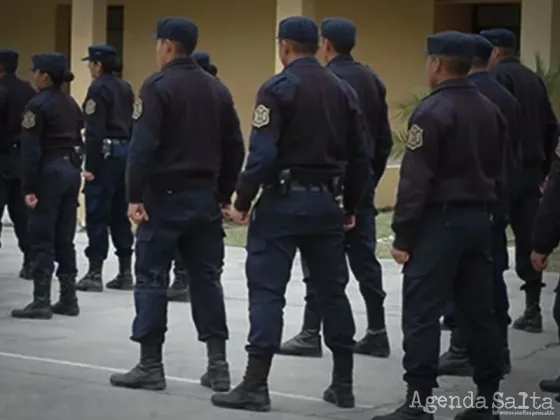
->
<box><xmin>0</xmin><ymin>227</ymin><xmax>559</xmax><ymax>420</ymax></box>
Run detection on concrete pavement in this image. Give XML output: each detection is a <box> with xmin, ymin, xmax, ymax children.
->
<box><xmin>0</xmin><ymin>228</ymin><xmax>559</xmax><ymax>420</ymax></box>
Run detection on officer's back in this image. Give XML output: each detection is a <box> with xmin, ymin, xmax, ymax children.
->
<box><xmin>89</xmin><ymin>74</ymin><xmax>133</xmax><ymax>139</ymax></box>
<box><xmin>481</xmin><ymin>28</ymin><xmax>556</xmax><ymax>171</ymax></box>
<box><xmin>0</xmin><ymin>50</ymin><xmax>36</xmax><ymax>152</ymax></box>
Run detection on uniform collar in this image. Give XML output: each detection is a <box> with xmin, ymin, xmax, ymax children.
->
<box><xmin>39</xmin><ymin>84</ymin><xmax>61</xmax><ymax>93</ymax></box>
<box><xmin>163</xmin><ymin>56</ymin><xmax>197</xmax><ymax>70</ymax></box>
<box><xmin>467</xmin><ymin>70</ymin><xmax>489</xmax><ymax>81</ymax></box>
<box><xmin>497</xmin><ymin>56</ymin><xmax>520</xmax><ymax>65</ymax></box>
<box><xmin>285</xmin><ymin>56</ymin><xmax>320</xmax><ymax>70</ymax></box>
<box><xmin>327</xmin><ymin>54</ymin><xmax>354</xmax><ymax>67</ymax></box>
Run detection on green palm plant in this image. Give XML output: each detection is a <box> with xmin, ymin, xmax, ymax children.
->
<box><xmin>533</xmin><ymin>52</ymin><xmax>560</xmax><ymax>113</ymax></box>
<box><xmin>390</xmin><ymin>90</ymin><xmax>429</xmax><ymax>159</ymax></box>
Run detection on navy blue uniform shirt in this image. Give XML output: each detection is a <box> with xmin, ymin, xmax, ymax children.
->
<box><xmin>489</xmin><ymin>57</ymin><xmax>557</xmax><ymax>176</ymax></box>
<box><xmin>126</xmin><ymin>56</ymin><xmax>245</xmax><ymax>204</ymax></box>
<box><xmin>326</xmin><ymin>55</ymin><xmax>393</xmax><ymax>185</ymax></box>
<box><xmin>20</xmin><ymin>85</ymin><xmax>83</xmax><ymax>194</ymax></box>
<box><xmin>0</xmin><ymin>73</ymin><xmax>36</xmax><ymax>152</ymax></box>
<box><xmin>83</xmin><ymin>74</ymin><xmax>135</xmax><ymax>174</ymax></box>
<box><xmin>234</xmin><ymin>56</ymin><xmax>370</xmax><ymax>213</ymax></box>
<box><xmin>468</xmin><ymin>70</ymin><xmax>522</xmax><ymax>191</ymax></box>
<box><xmin>392</xmin><ymin>79</ymin><xmax>506</xmax><ymax>251</ymax></box>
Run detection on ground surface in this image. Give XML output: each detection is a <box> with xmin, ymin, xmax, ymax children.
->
<box><xmin>0</xmin><ymin>228</ymin><xmax>559</xmax><ymax>420</ymax></box>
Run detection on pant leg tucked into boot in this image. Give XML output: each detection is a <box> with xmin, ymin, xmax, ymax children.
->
<box><xmin>52</xmin><ymin>275</ymin><xmax>80</xmax><ymax>316</ymax></box>
<box><xmin>109</xmin><ymin>344</ymin><xmax>166</xmax><ymax>390</ymax></box>
<box><xmin>277</xmin><ymin>306</ymin><xmax>322</xmax><ymax>357</ymax></box>
<box><xmin>200</xmin><ymin>338</ymin><xmax>231</xmax><ymax>392</ymax></box>
<box><xmin>323</xmin><ymin>352</ymin><xmax>355</xmax><ymax>408</ymax></box>
<box><xmin>106</xmin><ymin>255</ymin><xmax>134</xmax><ymax>290</ymax></box>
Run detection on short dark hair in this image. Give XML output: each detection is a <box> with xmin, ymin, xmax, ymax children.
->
<box><xmin>287</xmin><ymin>40</ymin><xmax>319</xmax><ymax>55</ymax></box>
<box><xmin>170</xmin><ymin>40</ymin><xmax>194</xmax><ymax>56</ymax></box>
<box><xmin>472</xmin><ymin>56</ymin><xmax>488</xmax><ymax>68</ymax></box>
<box><xmin>438</xmin><ymin>55</ymin><xmax>472</xmax><ymax>76</ymax></box>
<box><xmin>328</xmin><ymin>39</ymin><xmax>353</xmax><ymax>55</ymax></box>
<box><xmin>497</xmin><ymin>46</ymin><xmax>516</xmax><ymax>57</ymax></box>
<box><xmin>93</xmin><ymin>55</ymin><xmax>122</xmax><ymax>74</ymax></box>
<box><xmin>0</xmin><ymin>61</ymin><xmax>17</xmax><ymax>74</ymax></box>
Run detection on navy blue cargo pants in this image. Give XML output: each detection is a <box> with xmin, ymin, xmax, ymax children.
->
<box><xmin>300</xmin><ymin>177</ymin><xmax>385</xmax><ymax>330</ymax></box>
<box><xmin>401</xmin><ymin>205</ymin><xmax>502</xmax><ymax>391</ymax></box>
<box><xmin>28</xmin><ymin>155</ymin><xmax>81</xmax><ymax>279</ymax></box>
<box><xmin>245</xmin><ymin>184</ymin><xmax>356</xmax><ymax>356</ymax></box>
<box><xmin>0</xmin><ymin>148</ymin><xmax>30</xmax><ymax>257</ymax></box>
<box><xmin>83</xmin><ymin>143</ymin><xmax>133</xmax><ymax>261</ymax></box>
<box><xmin>130</xmin><ymin>186</ymin><xmax>228</xmax><ymax>345</ymax></box>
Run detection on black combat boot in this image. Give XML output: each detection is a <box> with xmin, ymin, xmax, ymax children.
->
<box><xmin>11</xmin><ymin>275</ymin><xmax>53</xmax><ymax>320</ymax></box>
<box><xmin>454</xmin><ymin>384</ymin><xmax>500</xmax><ymax>420</ymax></box>
<box><xmin>19</xmin><ymin>255</ymin><xmax>33</xmax><ymax>280</ymax></box>
<box><xmin>52</xmin><ymin>275</ymin><xmax>80</xmax><ymax>316</ymax></box>
<box><xmin>109</xmin><ymin>343</ymin><xmax>166</xmax><ymax>390</ymax></box>
<box><xmin>355</xmin><ymin>329</ymin><xmax>391</xmax><ymax>358</ymax></box>
<box><xmin>512</xmin><ymin>285</ymin><xmax>543</xmax><ymax>333</ymax></box>
<box><xmin>323</xmin><ymin>352</ymin><xmax>355</xmax><ymax>408</ymax></box>
<box><xmin>499</xmin><ymin>324</ymin><xmax>511</xmax><ymax>375</ymax></box>
<box><xmin>200</xmin><ymin>338</ymin><xmax>231</xmax><ymax>392</ymax></box>
<box><xmin>540</xmin><ymin>376</ymin><xmax>560</xmax><ymax>393</ymax></box>
<box><xmin>277</xmin><ymin>306</ymin><xmax>322</xmax><ymax>357</ymax></box>
<box><xmin>438</xmin><ymin>328</ymin><xmax>472</xmax><ymax>377</ymax></box>
<box><xmin>210</xmin><ymin>354</ymin><xmax>272</xmax><ymax>412</ymax></box>
<box><xmin>553</xmin><ymin>281</ymin><xmax>560</xmax><ymax>341</ymax></box>
<box><xmin>167</xmin><ymin>269</ymin><xmax>190</xmax><ymax>302</ymax></box>
<box><xmin>371</xmin><ymin>387</ymin><xmax>434</xmax><ymax>420</ymax></box>
<box><xmin>75</xmin><ymin>259</ymin><xmax>103</xmax><ymax>292</ymax></box>
<box><xmin>106</xmin><ymin>255</ymin><xmax>133</xmax><ymax>290</ymax></box>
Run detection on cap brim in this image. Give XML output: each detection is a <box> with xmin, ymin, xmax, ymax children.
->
<box><xmin>81</xmin><ymin>56</ymin><xmax>91</xmax><ymax>61</ymax></box>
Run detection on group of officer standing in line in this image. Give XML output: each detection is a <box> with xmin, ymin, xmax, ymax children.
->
<box><xmin>1</xmin><ymin>11</ymin><xmax>560</xmax><ymax>420</ymax></box>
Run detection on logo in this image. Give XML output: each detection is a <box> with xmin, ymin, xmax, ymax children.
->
<box><xmin>411</xmin><ymin>391</ymin><xmax>556</xmax><ymax>416</ymax></box>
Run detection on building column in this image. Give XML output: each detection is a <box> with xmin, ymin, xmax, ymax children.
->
<box><xmin>274</xmin><ymin>0</ymin><xmax>316</xmax><ymax>73</ymax></box>
<box><xmin>69</xmin><ymin>0</ymin><xmax>107</xmax><ymax>104</ymax></box>
<box><xmin>520</xmin><ymin>0</ymin><xmax>560</xmax><ymax>69</ymax></box>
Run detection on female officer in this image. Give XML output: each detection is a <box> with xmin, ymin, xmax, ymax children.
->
<box><xmin>12</xmin><ymin>52</ymin><xmax>83</xmax><ymax>320</ymax></box>
<box><xmin>192</xmin><ymin>51</ymin><xmax>218</xmax><ymax>76</ymax></box>
<box><xmin>75</xmin><ymin>45</ymin><xmax>135</xmax><ymax>293</ymax></box>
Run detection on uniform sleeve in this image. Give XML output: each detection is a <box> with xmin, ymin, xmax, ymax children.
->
<box><xmin>217</xmin><ymin>88</ymin><xmax>245</xmax><ymax>205</ymax></box>
<box><xmin>494</xmin><ymin>111</ymin><xmax>508</xmax><ymax>215</ymax></box>
<box><xmin>20</xmin><ymin>103</ymin><xmax>44</xmax><ymax>195</ymax></box>
<box><xmin>342</xmin><ymin>82</ymin><xmax>371</xmax><ymax>215</ymax></box>
<box><xmin>83</xmin><ymin>83</ymin><xmax>108</xmax><ymax>174</ymax></box>
<box><xmin>391</xmin><ymin>110</ymin><xmax>440</xmax><ymax>252</ymax></box>
<box><xmin>533</xmin><ymin>141</ymin><xmax>560</xmax><ymax>254</ymax></box>
<box><xmin>507</xmin><ymin>99</ymin><xmax>523</xmax><ymax>189</ymax></box>
<box><xmin>538</xmin><ymin>78</ymin><xmax>558</xmax><ymax>177</ymax></box>
<box><xmin>492</xmin><ymin>68</ymin><xmax>515</xmax><ymax>95</ymax></box>
<box><xmin>126</xmin><ymin>78</ymin><xmax>164</xmax><ymax>203</ymax></box>
<box><xmin>372</xmin><ymin>80</ymin><xmax>393</xmax><ymax>186</ymax></box>
<box><xmin>0</xmin><ymin>88</ymin><xmax>7</xmax><ymax>117</ymax></box>
<box><xmin>234</xmin><ymin>84</ymin><xmax>281</xmax><ymax>212</ymax></box>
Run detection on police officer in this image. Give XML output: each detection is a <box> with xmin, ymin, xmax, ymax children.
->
<box><xmin>11</xmin><ymin>53</ymin><xmax>83</xmax><ymax>319</ymax></box>
<box><xmin>278</xmin><ymin>17</ymin><xmax>393</xmax><ymax>359</ymax></box>
<box><xmin>438</xmin><ymin>34</ymin><xmax>522</xmax><ymax>378</ymax></box>
<box><xmin>372</xmin><ymin>32</ymin><xmax>504</xmax><ymax>420</ymax></box>
<box><xmin>75</xmin><ymin>45</ymin><xmax>135</xmax><ymax>293</ymax></box>
<box><xmin>109</xmin><ymin>16</ymin><xmax>245</xmax><ymax>393</ymax></box>
<box><xmin>167</xmin><ymin>251</ymin><xmax>190</xmax><ymax>302</ymax></box>
<box><xmin>531</xmin><ymin>133</ymin><xmax>560</xmax><ymax>400</ymax></box>
<box><xmin>192</xmin><ymin>51</ymin><xmax>218</xmax><ymax>76</ymax></box>
<box><xmin>0</xmin><ymin>49</ymin><xmax>36</xmax><ymax>279</ymax></box>
<box><xmin>481</xmin><ymin>28</ymin><xmax>558</xmax><ymax>334</ymax></box>
<box><xmin>210</xmin><ymin>16</ymin><xmax>370</xmax><ymax>412</ymax></box>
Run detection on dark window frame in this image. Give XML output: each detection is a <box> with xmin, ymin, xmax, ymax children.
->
<box><xmin>471</xmin><ymin>3</ymin><xmax>521</xmax><ymax>41</ymax></box>
<box><xmin>106</xmin><ymin>5</ymin><xmax>124</xmax><ymax>77</ymax></box>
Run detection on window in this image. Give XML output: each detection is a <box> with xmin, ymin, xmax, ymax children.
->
<box><xmin>472</xmin><ymin>3</ymin><xmax>521</xmax><ymax>43</ymax></box>
<box><xmin>106</xmin><ymin>5</ymin><xmax>124</xmax><ymax>77</ymax></box>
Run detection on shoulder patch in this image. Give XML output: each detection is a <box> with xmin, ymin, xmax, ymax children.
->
<box><xmin>21</xmin><ymin>111</ymin><xmax>36</xmax><ymax>129</ymax></box>
<box><xmin>555</xmin><ymin>137</ymin><xmax>560</xmax><ymax>159</ymax></box>
<box><xmin>84</xmin><ymin>99</ymin><xmax>96</xmax><ymax>115</ymax></box>
<box><xmin>132</xmin><ymin>98</ymin><xmax>143</xmax><ymax>120</ymax></box>
<box><xmin>252</xmin><ymin>105</ymin><xmax>270</xmax><ymax>128</ymax></box>
<box><xmin>406</xmin><ymin>124</ymin><xmax>423</xmax><ymax>151</ymax></box>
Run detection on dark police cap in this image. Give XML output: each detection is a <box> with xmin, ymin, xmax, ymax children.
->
<box><xmin>480</xmin><ymin>28</ymin><xmax>516</xmax><ymax>49</ymax></box>
<box><xmin>470</xmin><ymin>34</ymin><xmax>494</xmax><ymax>62</ymax></box>
<box><xmin>0</xmin><ymin>49</ymin><xmax>18</xmax><ymax>63</ymax></box>
<box><xmin>278</xmin><ymin>16</ymin><xmax>318</xmax><ymax>43</ymax></box>
<box><xmin>154</xmin><ymin>16</ymin><xmax>198</xmax><ymax>48</ymax></box>
<box><xmin>82</xmin><ymin>44</ymin><xmax>117</xmax><ymax>61</ymax></box>
<box><xmin>192</xmin><ymin>51</ymin><xmax>210</xmax><ymax>67</ymax></box>
<box><xmin>31</xmin><ymin>52</ymin><xmax>68</xmax><ymax>74</ymax></box>
<box><xmin>427</xmin><ymin>31</ymin><xmax>475</xmax><ymax>58</ymax></box>
<box><xmin>320</xmin><ymin>18</ymin><xmax>357</xmax><ymax>48</ymax></box>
